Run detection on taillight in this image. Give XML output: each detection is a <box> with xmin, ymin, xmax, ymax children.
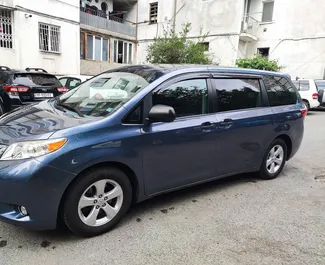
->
<box><xmin>3</xmin><ymin>85</ymin><xmax>29</xmax><ymax>93</ymax></box>
<box><xmin>301</xmin><ymin>109</ymin><xmax>308</xmax><ymax>117</ymax></box>
<box><xmin>312</xmin><ymin>93</ymin><xmax>318</xmax><ymax>100</ymax></box>
<box><xmin>57</xmin><ymin>86</ymin><xmax>68</xmax><ymax>93</ymax></box>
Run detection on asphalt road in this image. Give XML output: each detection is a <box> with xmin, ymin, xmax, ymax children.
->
<box><xmin>1</xmin><ymin>111</ymin><xmax>325</xmax><ymax>265</ymax></box>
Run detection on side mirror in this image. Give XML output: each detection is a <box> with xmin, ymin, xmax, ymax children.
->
<box><xmin>148</xmin><ymin>104</ymin><xmax>176</xmax><ymax>123</ymax></box>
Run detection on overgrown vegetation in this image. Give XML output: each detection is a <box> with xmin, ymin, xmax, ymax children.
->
<box><xmin>236</xmin><ymin>55</ymin><xmax>282</xmax><ymax>72</ymax></box>
<box><xmin>147</xmin><ymin>23</ymin><xmax>212</xmax><ymax>64</ymax></box>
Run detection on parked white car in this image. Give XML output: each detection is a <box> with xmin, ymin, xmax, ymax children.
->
<box><xmin>57</xmin><ymin>75</ymin><xmax>93</xmax><ymax>90</ymax></box>
<box><xmin>292</xmin><ymin>79</ymin><xmax>320</xmax><ymax>110</ymax></box>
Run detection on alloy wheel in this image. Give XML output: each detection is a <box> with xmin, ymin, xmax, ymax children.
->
<box><xmin>266</xmin><ymin>145</ymin><xmax>284</xmax><ymax>174</ymax></box>
<box><xmin>78</xmin><ymin>179</ymin><xmax>123</xmax><ymax>227</ymax></box>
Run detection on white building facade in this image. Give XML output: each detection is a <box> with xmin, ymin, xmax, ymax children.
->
<box><xmin>79</xmin><ymin>0</ymin><xmax>137</xmax><ymax>75</ymax></box>
<box><xmin>137</xmin><ymin>0</ymin><xmax>325</xmax><ymax>79</ymax></box>
<box><xmin>0</xmin><ymin>0</ymin><xmax>80</xmax><ymax>75</ymax></box>
<box><xmin>2</xmin><ymin>0</ymin><xmax>325</xmax><ymax>79</ymax></box>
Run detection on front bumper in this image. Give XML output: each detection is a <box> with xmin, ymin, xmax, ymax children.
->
<box><xmin>0</xmin><ymin>159</ymin><xmax>75</xmax><ymax>230</ymax></box>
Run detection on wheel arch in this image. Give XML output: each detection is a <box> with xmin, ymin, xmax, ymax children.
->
<box><xmin>275</xmin><ymin>134</ymin><xmax>292</xmax><ymax>160</ymax></box>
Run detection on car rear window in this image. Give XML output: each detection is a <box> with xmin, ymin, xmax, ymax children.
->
<box><xmin>264</xmin><ymin>76</ymin><xmax>299</xmax><ymax>106</ymax></box>
<box><xmin>13</xmin><ymin>73</ymin><xmax>61</xmax><ymax>87</ymax></box>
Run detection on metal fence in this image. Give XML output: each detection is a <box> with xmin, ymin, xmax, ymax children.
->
<box><xmin>80</xmin><ymin>8</ymin><xmax>136</xmax><ymax>37</ymax></box>
<box><xmin>0</xmin><ymin>9</ymin><xmax>13</xmax><ymax>49</ymax></box>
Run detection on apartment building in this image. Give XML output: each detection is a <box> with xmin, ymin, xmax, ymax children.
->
<box><xmin>243</xmin><ymin>0</ymin><xmax>325</xmax><ymax>79</ymax></box>
<box><xmin>0</xmin><ymin>0</ymin><xmax>80</xmax><ymax>75</ymax></box>
<box><xmin>2</xmin><ymin>0</ymin><xmax>324</xmax><ymax>78</ymax></box>
<box><xmin>137</xmin><ymin>0</ymin><xmax>325</xmax><ymax>79</ymax></box>
<box><xmin>79</xmin><ymin>0</ymin><xmax>137</xmax><ymax>75</ymax></box>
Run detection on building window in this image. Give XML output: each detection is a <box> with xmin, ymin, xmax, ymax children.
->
<box><xmin>39</xmin><ymin>23</ymin><xmax>61</xmax><ymax>53</ymax></box>
<box><xmin>262</xmin><ymin>1</ymin><xmax>274</xmax><ymax>22</ymax></box>
<box><xmin>85</xmin><ymin>34</ymin><xmax>109</xmax><ymax>62</ymax></box>
<box><xmin>0</xmin><ymin>9</ymin><xmax>13</xmax><ymax>49</ymax></box>
<box><xmin>113</xmin><ymin>40</ymin><xmax>133</xmax><ymax>64</ymax></box>
<box><xmin>199</xmin><ymin>42</ymin><xmax>210</xmax><ymax>52</ymax></box>
<box><xmin>149</xmin><ymin>2</ymin><xmax>158</xmax><ymax>24</ymax></box>
<box><xmin>257</xmin><ymin>47</ymin><xmax>270</xmax><ymax>57</ymax></box>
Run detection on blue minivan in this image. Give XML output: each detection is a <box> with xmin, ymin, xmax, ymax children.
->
<box><xmin>0</xmin><ymin>65</ymin><xmax>305</xmax><ymax>237</ymax></box>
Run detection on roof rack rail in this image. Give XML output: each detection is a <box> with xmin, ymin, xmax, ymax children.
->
<box><xmin>0</xmin><ymin>66</ymin><xmax>11</xmax><ymax>71</ymax></box>
<box><xmin>25</xmin><ymin>68</ymin><xmax>48</xmax><ymax>73</ymax></box>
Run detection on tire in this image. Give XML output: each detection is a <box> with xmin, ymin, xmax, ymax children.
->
<box><xmin>63</xmin><ymin>167</ymin><xmax>132</xmax><ymax>237</ymax></box>
<box><xmin>258</xmin><ymin>138</ymin><xmax>287</xmax><ymax>180</ymax></box>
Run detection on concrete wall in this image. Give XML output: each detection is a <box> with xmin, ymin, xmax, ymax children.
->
<box><xmin>80</xmin><ymin>59</ymin><xmax>124</xmax><ymax>75</ymax></box>
<box><xmin>247</xmin><ymin>0</ymin><xmax>325</xmax><ymax>79</ymax></box>
<box><xmin>0</xmin><ymin>0</ymin><xmax>80</xmax><ymax>75</ymax></box>
<box><xmin>137</xmin><ymin>0</ymin><xmax>245</xmax><ymax>66</ymax></box>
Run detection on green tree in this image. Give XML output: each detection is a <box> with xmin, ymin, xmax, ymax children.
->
<box><xmin>236</xmin><ymin>55</ymin><xmax>283</xmax><ymax>72</ymax></box>
<box><xmin>147</xmin><ymin>23</ymin><xmax>212</xmax><ymax>64</ymax></box>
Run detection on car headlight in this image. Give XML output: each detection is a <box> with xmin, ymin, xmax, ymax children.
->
<box><xmin>0</xmin><ymin>138</ymin><xmax>67</xmax><ymax>160</ymax></box>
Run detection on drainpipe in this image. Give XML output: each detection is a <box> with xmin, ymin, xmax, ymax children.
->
<box><xmin>172</xmin><ymin>0</ymin><xmax>177</xmax><ymax>32</ymax></box>
<box><xmin>135</xmin><ymin>1</ymin><xmax>139</xmax><ymax>64</ymax></box>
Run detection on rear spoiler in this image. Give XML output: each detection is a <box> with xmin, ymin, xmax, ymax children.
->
<box><xmin>25</xmin><ymin>68</ymin><xmax>48</xmax><ymax>73</ymax></box>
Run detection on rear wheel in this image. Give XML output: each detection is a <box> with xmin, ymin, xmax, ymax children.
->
<box><xmin>258</xmin><ymin>139</ymin><xmax>287</xmax><ymax>180</ymax></box>
<box><xmin>63</xmin><ymin>167</ymin><xmax>132</xmax><ymax>237</ymax></box>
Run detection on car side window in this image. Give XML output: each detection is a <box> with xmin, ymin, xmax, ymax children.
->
<box><xmin>122</xmin><ymin>103</ymin><xmax>143</xmax><ymax>124</ymax></box>
<box><xmin>68</xmin><ymin>78</ymin><xmax>82</xmax><ymax>89</ymax></box>
<box><xmin>264</xmin><ymin>75</ymin><xmax>298</xmax><ymax>106</ymax></box>
<box><xmin>215</xmin><ymin>78</ymin><xmax>262</xmax><ymax>112</ymax></box>
<box><xmin>59</xmin><ymin>78</ymin><xmax>68</xmax><ymax>86</ymax></box>
<box><xmin>152</xmin><ymin>79</ymin><xmax>208</xmax><ymax>118</ymax></box>
<box><xmin>299</xmin><ymin>80</ymin><xmax>310</xmax><ymax>91</ymax></box>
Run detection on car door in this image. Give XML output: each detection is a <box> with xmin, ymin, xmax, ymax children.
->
<box><xmin>141</xmin><ymin>74</ymin><xmax>219</xmax><ymax>195</ymax></box>
<box><xmin>213</xmin><ymin>76</ymin><xmax>274</xmax><ymax>176</ymax></box>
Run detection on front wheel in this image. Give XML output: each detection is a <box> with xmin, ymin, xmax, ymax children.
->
<box><xmin>63</xmin><ymin>167</ymin><xmax>132</xmax><ymax>237</ymax></box>
<box><xmin>258</xmin><ymin>139</ymin><xmax>287</xmax><ymax>180</ymax></box>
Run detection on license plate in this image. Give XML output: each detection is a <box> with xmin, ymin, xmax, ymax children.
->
<box><xmin>34</xmin><ymin>93</ymin><xmax>53</xmax><ymax>98</ymax></box>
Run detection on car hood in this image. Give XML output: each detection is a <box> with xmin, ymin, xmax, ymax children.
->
<box><xmin>0</xmin><ymin>101</ymin><xmax>93</xmax><ymax>145</ymax></box>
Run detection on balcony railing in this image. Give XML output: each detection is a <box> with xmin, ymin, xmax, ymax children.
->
<box><xmin>80</xmin><ymin>8</ymin><xmax>136</xmax><ymax>37</ymax></box>
<box><xmin>240</xmin><ymin>14</ymin><xmax>259</xmax><ymax>41</ymax></box>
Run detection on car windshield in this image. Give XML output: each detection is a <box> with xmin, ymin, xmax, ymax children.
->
<box><xmin>56</xmin><ymin>70</ymin><xmax>161</xmax><ymax>117</ymax></box>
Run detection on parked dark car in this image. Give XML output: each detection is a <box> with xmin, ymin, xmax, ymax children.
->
<box><xmin>0</xmin><ymin>66</ymin><xmax>68</xmax><ymax>114</ymax></box>
<box><xmin>0</xmin><ymin>65</ymin><xmax>305</xmax><ymax>237</ymax></box>
<box><xmin>315</xmin><ymin>79</ymin><xmax>325</xmax><ymax>107</ymax></box>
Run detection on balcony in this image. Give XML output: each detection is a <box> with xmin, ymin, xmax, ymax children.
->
<box><xmin>240</xmin><ymin>15</ymin><xmax>259</xmax><ymax>42</ymax></box>
<box><xmin>80</xmin><ymin>8</ymin><xmax>136</xmax><ymax>38</ymax></box>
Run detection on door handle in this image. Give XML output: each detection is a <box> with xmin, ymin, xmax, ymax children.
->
<box><xmin>220</xmin><ymin>118</ymin><xmax>233</xmax><ymax>125</ymax></box>
<box><xmin>201</xmin><ymin>122</ymin><xmax>215</xmax><ymax>130</ymax></box>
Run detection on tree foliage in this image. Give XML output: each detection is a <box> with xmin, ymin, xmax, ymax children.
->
<box><xmin>147</xmin><ymin>23</ymin><xmax>212</xmax><ymax>64</ymax></box>
<box><xmin>236</xmin><ymin>55</ymin><xmax>282</xmax><ymax>72</ymax></box>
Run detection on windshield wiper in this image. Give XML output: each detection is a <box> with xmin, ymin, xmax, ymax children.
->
<box><xmin>54</xmin><ymin>99</ymin><xmax>85</xmax><ymax>118</ymax></box>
